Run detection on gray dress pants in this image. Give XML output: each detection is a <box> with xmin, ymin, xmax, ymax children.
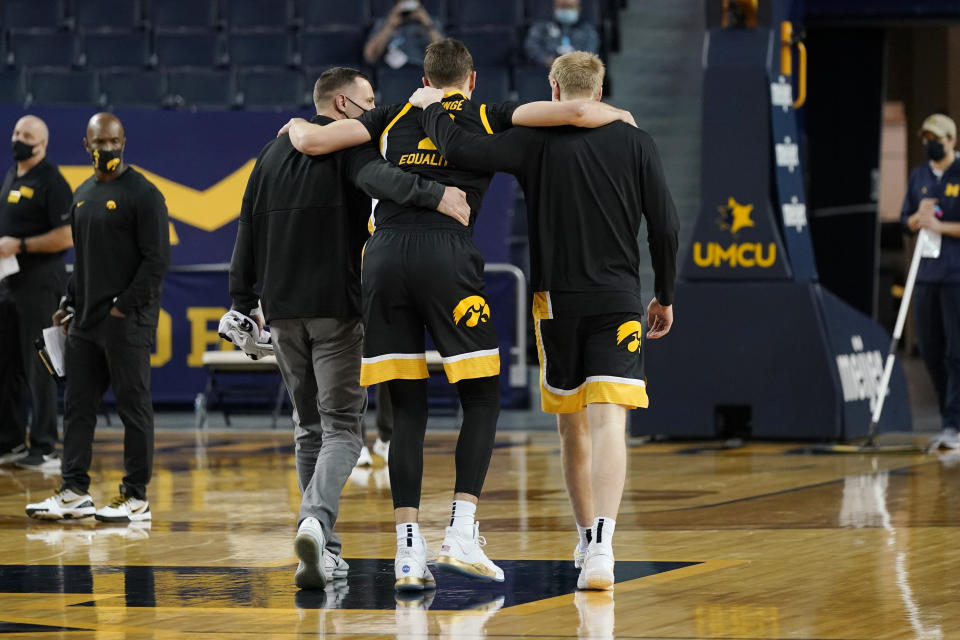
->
<box><xmin>270</xmin><ymin>317</ymin><xmax>365</xmax><ymax>556</ymax></box>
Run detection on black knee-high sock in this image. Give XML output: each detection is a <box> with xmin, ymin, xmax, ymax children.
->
<box><xmin>453</xmin><ymin>375</ymin><xmax>501</xmax><ymax>498</ymax></box>
<box><xmin>386</xmin><ymin>379</ymin><xmax>428</xmax><ymax>509</ymax></box>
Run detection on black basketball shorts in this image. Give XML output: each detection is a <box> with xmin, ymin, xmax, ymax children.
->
<box><xmin>359</xmin><ymin>229</ymin><xmax>500</xmax><ymax>386</ymax></box>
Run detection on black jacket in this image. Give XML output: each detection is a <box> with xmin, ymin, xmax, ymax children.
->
<box><xmin>229</xmin><ymin>115</ymin><xmax>447</xmax><ymax>321</ymax></box>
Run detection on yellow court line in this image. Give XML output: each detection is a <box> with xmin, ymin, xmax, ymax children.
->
<box><xmin>499</xmin><ymin>558</ymin><xmax>749</xmax><ymax>617</ymax></box>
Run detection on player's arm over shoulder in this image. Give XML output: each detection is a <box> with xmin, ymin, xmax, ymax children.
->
<box><xmin>511</xmin><ymin>99</ymin><xmax>635</xmax><ymax>129</ymax></box>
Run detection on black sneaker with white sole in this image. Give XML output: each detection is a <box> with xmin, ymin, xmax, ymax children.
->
<box><xmin>0</xmin><ymin>443</ymin><xmax>28</xmax><ymax>466</ymax></box>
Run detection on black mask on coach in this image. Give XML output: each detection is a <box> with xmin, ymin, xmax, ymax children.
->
<box><xmin>91</xmin><ymin>148</ymin><xmax>122</xmax><ymax>173</ymax></box>
<box><xmin>12</xmin><ymin>140</ymin><xmax>34</xmax><ymax>162</ymax></box>
<box><xmin>924</xmin><ymin>139</ymin><xmax>947</xmax><ymax>162</ymax></box>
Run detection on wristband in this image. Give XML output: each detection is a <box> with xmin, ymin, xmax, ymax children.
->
<box><xmin>19</xmin><ymin>237</ymin><xmax>27</xmax><ymax>254</ymax></box>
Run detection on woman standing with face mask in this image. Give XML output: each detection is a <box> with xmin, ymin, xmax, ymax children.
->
<box><xmin>902</xmin><ymin>113</ymin><xmax>960</xmax><ymax>450</ymax></box>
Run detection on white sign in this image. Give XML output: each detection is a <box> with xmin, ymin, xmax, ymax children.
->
<box><xmin>775</xmin><ymin>136</ymin><xmax>799</xmax><ymax>173</ymax></box>
<box><xmin>771</xmin><ymin>75</ymin><xmax>792</xmax><ymax>112</ymax></box>
<box><xmin>781</xmin><ymin>195</ymin><xmax>807</xmax><ymax>232</ymax></box>
<box><xmin>835</xmin><ymin>335</ymin><xmax>887</xmax><ymax>411</ymax></box>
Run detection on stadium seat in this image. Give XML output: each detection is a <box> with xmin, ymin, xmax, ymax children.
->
<box><xmin>154</xmin><ymin>30</ymin><xmax>224</xmax><ymax>67</ymax></box>
<box><xmin>82</xmin><ymin>30</ymin><xmax>152</xmax><ymax>68</ymax></box>
<box><xmin>375</xmin><ymin>67</ymin><xmax>425</xmax><ymax>106</ymax></box>
<box><xmin>166</xmin><ymin>68</ymin><xmax>234</xmax><ymax>108</ymax></box>
<box><xmin>7</xmin><ymin>30</ymin><xmax>78</xmax><ymax>67</ymax></box>
<box><xmin>228</xmin><ymin>30</ymin><xmax>292</xmax><ymax>67</ymax></box>
<box><xmin>27</xmin><ymin>69</ymin><xmax>98</xmax><ymax>106</ymax></box>
<box><xmin>300</xmin><ymin>0</ymin><xmax>369</xmax><ymax>28</ymax></box>
<box><xmin>74</xmin><ymin>0</ymin><xmax>143</xmax><ymax>29</ymax></box>
<box><xmin>472</xmin><ymin>66</ymin><xmax>511</xmax><ymax>105</ymax></box>
<box><xmin>223</xmin><ymin>0</ymin><xmax>293</xmax><ymax>29</ymax></box>
<box><xmin>147</xmin><ymin>0</ymin><xmax>220</xmax><ymax>29</ymax></box>
<box><xmin>449</xmin><ymin>27</ymin><xmax>515</xmax><ymax>66</ymax></box>
<box><xmin>0</xmin><ymin>69</ymin><xmax>25</xmax><ymax>104</ymax></box>
<box><xmin>2</xmin><ymin>0</ymin><xmax>67</xmax><ymax>29</ymax></box>
<box><xmin>237</xmin><ymin>67</ymin><xmax>305</xmax><ymax>109</ymax></box>
<box><xmin>299</xmin><ymin>28</ymin><xmax>365</xmax><ymax>67</ymax></box>
<box><xmin>514</xmin><ymin>64</ymin><xmax>550</xmax><ymax>103</ymax></box>
<box><xmin>448</xmin><ymin>0</ymin><xmax>521</xmax><ymax>27</ymax></box>
<box><xmin>370</xmin><ymin>0</ymin><xmax>446</xmax><ymax>23</ymax></box>
<box><xmin>100</xmin><ymin>68</ymin><xmax>165</xmax><ymax>107</ymax></box>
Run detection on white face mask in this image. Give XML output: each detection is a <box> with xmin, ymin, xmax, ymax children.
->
<box><xmin>554</xmin><ymin>8</ymin><xmax>579</xmax><ymax>24</ymax></box>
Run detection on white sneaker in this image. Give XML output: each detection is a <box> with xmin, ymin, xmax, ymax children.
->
<box><xmin>574</xmin><ymin>540</ymin><xmax>587</xmax><ymax>569</ymax></box>
<box><xmin>294</xmin><ymin>517</ymin><xmax>327</xmax><ymax>590</ymax></box>
<box><xmin>324</xmin><ymin>549</ymin><xmax>349</xmax><ymax>579</ymax></box>
<box><xmin>580</xmin><ymin>544</ymin><xmax>615</xmax><ymax>590</ymax></box>
<box><xmin>356</xmin><ymin>446</ymin><xmax>373</xmax><ymax>467</ymax></box>
<box><xmin>395</xmin><ymin>536</ymin><xmax>436</xmax><ymax>592</ymax></box>
<box><xmin>0</xmin><ymin>444</ymin><xmax>28</xmax><ymax>466</ymax></box>
<box><xmin>15</xmin><ymin>451</ymin><xmax>61</xmax><ymax>472</ymax></box>
<box><xmin>373</xmin><ymin>438</ymin><xmax>390</xmax><ymax>464</ymax></box>
<box><xmin>437</xmin><ymin>523</ymin><xmax>504</xmax><ymax>582</ymax></box>
<box><xmin>95</xmin><ymin>493</ymin><xmax>152</xmax><ymax>523</ymax></box>
<box><xmin>26</xmin><ymin>488</ymin><xmax>96</xmax><ymax>520</ymax></box>
<box><xmin>928</xmin><ymin>427</ymin><xmax>960</xmax><ymax>450</ymax></box>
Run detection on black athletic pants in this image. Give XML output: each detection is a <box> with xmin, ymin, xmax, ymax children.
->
<box><xmin>60</xmin><ymin>314</ymin><xmax>155</xmax><ymax>500</ymax></box>
<box><xmin>0</xmin><ymin>262</ymin><xmax>64</xmax><ymax>455</ymax></box>
<box><xmin>387</xmin><ymin>375</ymin><xmax>500</xmax><ymax>509</ymax></box>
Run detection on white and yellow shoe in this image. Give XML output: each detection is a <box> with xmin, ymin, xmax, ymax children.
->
<box><xmin>94</xmin><ymin>493</ymin><xmax>151</xmax><ymax>523</ymax></box>
<box><xmin>395</xmin><ymin>536</ymin><xmax>436</xmax><ymax>592</ymax></box>
<box><xmin>436</xmin><ymin>523</ymin><xmax>504</xmax><ymax>583</ymax></box>
<box><xmin>25</xmin><ymin>488</ymin><xmax>96</xmax><ymax>520</ymax></box>
<box><xmin>580</xmin><ymin>544</ymin><xmax>615</xmax><ymax>590</ymax></box>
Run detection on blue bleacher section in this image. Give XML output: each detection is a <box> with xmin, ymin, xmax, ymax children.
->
<box><xmin>0</xmin><ymin>0</ymin><xmax>623</xmax><ymax>109</ymax></box>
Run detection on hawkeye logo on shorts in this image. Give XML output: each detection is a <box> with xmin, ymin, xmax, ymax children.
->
<box><xmin>616</xmin><ymin>321</ymin><xmax>643</xmax><ymax>353</ymax></box>
<box><xmin>692</xmin><ymin>197</ymin><xmax>777</xmax><ymax>269</ymax></box>
<box><xmin>453</xmin><ymin>296</ymin><xmax>490</xmax><ymax>327</ymax></box>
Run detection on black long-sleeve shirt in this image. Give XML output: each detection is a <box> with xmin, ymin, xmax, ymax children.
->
<box><xmin>229</xmin><ymin>114</ymin><xmax>448</xmax><ymax>321</ymax></box>
<box><xmin>67</xmin><ymin>167</ymin><xmax>170</xmax><ymax>329</ymax></box>
<box><xmin>420</xmin><ymin>103</ymin><xmax>679</xmax><ymax>315</ymax></box>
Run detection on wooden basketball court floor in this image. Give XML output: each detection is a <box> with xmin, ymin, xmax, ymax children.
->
<box><xmin>1</xmin><ymin>429</ymin><xmax>957</xmax><ymax>639</ymax></box>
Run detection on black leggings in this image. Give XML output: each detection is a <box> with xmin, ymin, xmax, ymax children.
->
<box><xmin>387</xmin><ymin>376</ymin><xmax>500</xmax><ymax>509</ymax></box>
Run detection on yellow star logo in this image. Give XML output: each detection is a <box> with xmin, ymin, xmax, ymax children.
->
<box><xmin>717</xmin><ymin>197</ymin><xmax>755</xmax><ymax>235</ymax></box>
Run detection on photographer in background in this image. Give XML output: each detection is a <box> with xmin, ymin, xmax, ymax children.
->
<box><xmin>364</xmin><ymin>0</ymin><xmax>443</xmax><ymax>69</ymax></box>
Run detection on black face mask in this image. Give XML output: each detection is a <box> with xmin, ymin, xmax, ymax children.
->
<box><xmin>338</xmin><ymin>95</ymin><xmax>371</xmax><ymax>119</ymax></box>
<box><xmin>12</xmin><ymin>140</ymin><xmax>34</xmax><ymax>162</ymax></box>
<box><xmin>925</xmin><ymin>139</ymin><xmax>947</xmax><ymax>162</ymax></box>
<box><xmin>91</xmin><ymin>148</ymin><xmax>122</xmax><ymax>173</ymax></box>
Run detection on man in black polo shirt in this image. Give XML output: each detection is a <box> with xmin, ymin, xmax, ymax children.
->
<box><xmin>413</xmin><ymin>50</ymin><xmax>678</xmax><ymax>591</ymax></box>
<box><xmin>231</xmin><ymin>67</ymin><xmax>469</xmax><ymax>590</ymax></box>
<box><xmin>0</xmin><ymin>115</ymin><xmax>73</xmax><ymax>471</ymax></box>
<box><xmin>26</xmin><ymin>113</ymin><xmax>170</xmax><ymax>524</ymax></box>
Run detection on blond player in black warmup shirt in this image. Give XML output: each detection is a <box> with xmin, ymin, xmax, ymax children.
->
<box><xmin>26</xmin><ymin>113</ymin><xmax>169</xmax><ymax>524</ymax></box>
<box><xmin>413</xmin><ymin>51</ymin><xmax>679</xmax><ymax>591</ymax></box>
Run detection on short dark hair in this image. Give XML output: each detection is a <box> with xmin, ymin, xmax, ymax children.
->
<box><xmin>423</xmin><ymin>38</ymin><xmax>474</xmax><ymax>88</ymax></box>
<box><xmin>313</xmin><ymin>67</ymin><xmax>369</xmax><ymax>110</ymax></box>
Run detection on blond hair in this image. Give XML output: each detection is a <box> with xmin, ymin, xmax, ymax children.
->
<box><xmin>549</xmin><ymin>51</ymin><xmax>605</xmax><ymax>98</ymax></box>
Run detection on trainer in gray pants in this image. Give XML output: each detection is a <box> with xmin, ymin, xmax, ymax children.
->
<box><xmin>270</xmin><ymin>316</ymin><xmax>366</xmax><ymax>556</ymax></box>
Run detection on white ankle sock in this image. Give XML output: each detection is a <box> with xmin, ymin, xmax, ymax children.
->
<box><xmin>577</xmin><ymin>523</ymin><xmax>593</xmax><ymax>550</ymax></box>
<box><xmin>450</xmin><ymin>500</ymin><xmax>476</xmax><ymax>533</ymax></box>
<box><xmin>592</xmin><ymin>516</ymin><xmax>616</xmax><ymax>546</ymax></box>
<box><xmin>396</xmin><ymin>522</ymin><xmax>421</xmax><ymax>547</ymax></box>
